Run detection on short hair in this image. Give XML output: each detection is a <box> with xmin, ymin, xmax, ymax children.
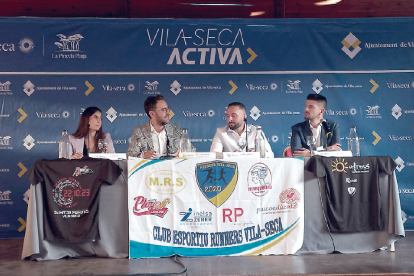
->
<box><xmin>307</xmin><ymin>94</ymin><xmax>327</xmax><ymax>109</ymax></box>
<box><xmin>227</xmin><ymin>102</ymin><xmax>246</xmax><ymax>112</ymax></box>
<box><xmin>144</xmin><ymin>95</ymin><xmax>165</xmax><ymax>117</ymax></box>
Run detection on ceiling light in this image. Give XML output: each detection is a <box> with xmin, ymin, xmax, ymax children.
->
<box><xmin>183</xmin><ymin>3</ymin><xmax>252</xmax><ymax>6</ymax></box>
<box><xmin>314</xmin><ymin>0</ymin><xmax>342</xmax><ymax>6</ymax></box>
<box><xmin>250</xmin><ymin>11</ymin><xmax>266</xmax><ymax>17</ymax></box>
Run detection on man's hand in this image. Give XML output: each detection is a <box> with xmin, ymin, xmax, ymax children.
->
<box><xmin>327</xmin><ymin>143</ymin><xmax>342</xmax><ymax>151</ymax></box>
<box><xmin>143</xmin><ymin>150</ymin><xmax>158</xmax><ymax>159</ymax></box>
<box><xmin>292</xmin><ymin>148</ymin><xmax>311</xmax><ymax>157</ymax></box>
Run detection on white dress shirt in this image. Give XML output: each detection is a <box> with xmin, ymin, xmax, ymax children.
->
<box><xmin>150</xmin><ymin>123</ymin><xmax>167</xmax><ymax>157</ymax></box>
<box><xmin>210</xmin><ymin>124</ymin><xmax>274</xmax><ymax>158</ymax></box>
<box><xmin>309</xmin><ymin>121</ymin><xmax>322</xmax><ymax>148</ymax></box>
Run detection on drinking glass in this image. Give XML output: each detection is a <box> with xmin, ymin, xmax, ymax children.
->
<box><xmin>306</xmin><ymin>136</ymin><xmax>316</xmax><ymax>156</ymax></box>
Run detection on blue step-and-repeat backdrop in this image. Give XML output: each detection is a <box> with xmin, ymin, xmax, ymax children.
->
<box><xmin>1</xmin><ymin>17</ymin><xmax>414</xmax><ymax>238</ymax></box>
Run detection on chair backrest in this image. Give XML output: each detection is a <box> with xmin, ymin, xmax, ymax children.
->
<box><xmin>282</xmin><ymin>146</ymin><xmax>293</xmax><ymax>157</ymax></box>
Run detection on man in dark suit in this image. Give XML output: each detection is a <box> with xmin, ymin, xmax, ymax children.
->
<box><xmin>291</xmin><ymin>94</ymin><xmax>341</xmax><ymax>157</ymax></box>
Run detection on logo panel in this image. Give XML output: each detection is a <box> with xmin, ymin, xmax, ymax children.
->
<box><xmin>196</xmin><ymin>161</ymin><xmax>238</xmax><ymax>207</ymax></box>
<box><xmin>247</xmin><ymin>163</ymin><xmax>272</xmax><ymax>197</ymax></box>
<box><xmin>145</xmin><ymin>170</ymin><xmax>186</xmax><ymax>194</ymax></box>
<box><xmin>341</xmin><ymin>32</ymin><xmax>361</xmax><ymax>59</ymax></box>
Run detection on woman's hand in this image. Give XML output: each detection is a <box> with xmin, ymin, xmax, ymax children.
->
<box><xmin>70</xmin><ymin>153</ymin><xmax>83</xmax><ymax>160</ymax></box>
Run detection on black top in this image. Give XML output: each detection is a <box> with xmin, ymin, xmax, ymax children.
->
<box><xmin>27</xmin><ymin>157</ymin><xmax>121</xmax><ymax>243</ymax></box>
<box><xmin>307</xmin><ymin>156</ymin><xmax>396</xmax><ymax>232</ymax></box>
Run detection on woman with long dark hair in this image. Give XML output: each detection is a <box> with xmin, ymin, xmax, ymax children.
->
<box><xmin>69</xmin><ymin>106</ymin><xmax>115</xmax><ymax>159</ymax></box>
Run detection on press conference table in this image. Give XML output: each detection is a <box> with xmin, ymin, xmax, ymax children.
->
<box><xmin>22</xmin><ymin>157</ymin><xmax>405</xmax><ymax>260</ymax></box>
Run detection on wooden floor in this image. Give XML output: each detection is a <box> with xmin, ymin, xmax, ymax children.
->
<box><xmin>1</xmin><ymin>232</ymin><xmax>414</xmax><ymax>276</ymax></box>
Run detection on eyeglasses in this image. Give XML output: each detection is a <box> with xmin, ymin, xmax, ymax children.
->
<box><xmin>158</xmin><ymin>107</ymin><xmax>170</xmax><ymax>113</ymax></box>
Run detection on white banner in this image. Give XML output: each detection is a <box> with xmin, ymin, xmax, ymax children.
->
<box><xmin>128</xmin><ymin>157</ymin><xmax>304</xmax><ymax>258</ymax></box>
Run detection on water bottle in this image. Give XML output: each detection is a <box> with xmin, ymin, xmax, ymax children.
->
<box><xmin>255</xmin><ymin>126</ymin><xmax>266</xmax><ymax>158</ymax></box>
<box><xmin>59</xmin><ymin>130</ymin><xmax>70</xmax><ymax>159</ymax></box>
<box><xmin>180</xmin><ymin>128</ymin><xmax>191</xmax><ymax>153</ymax></box>
<box><xmin>347</xmin><ymin>127</ymin><xmax>360</xmax><ymax>156</ymax></box>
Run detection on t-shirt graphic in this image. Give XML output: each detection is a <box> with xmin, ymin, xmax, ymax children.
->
<box><xmin>307</xmin><ymin>156</ymin><xmax>396</xmax><ymax>232</ymax></box>
<box><xmin>27</xmin><ymin>158</ymin><xmax>121</xmax><ymax>243</ymax></box>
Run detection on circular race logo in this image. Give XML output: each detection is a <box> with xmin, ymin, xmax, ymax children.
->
<box><xmin>53</xmin><ymin>178</ymin><xmax>84</xmax><ymax>208</ymax></box>
<box><xmin>247</xmin><ymin>163</ymin><xmax>272</xmax><ymax>197</ymax></box>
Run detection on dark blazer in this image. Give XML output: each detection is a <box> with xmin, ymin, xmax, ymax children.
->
<box><xmin>290</xmin><ymin>119</ymin><xmax>340</xmax><ymax>152</ymax></box>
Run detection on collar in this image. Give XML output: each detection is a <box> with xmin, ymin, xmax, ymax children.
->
<box><xmin>149</xmin><ymin>121</ymin><xmax>165</xmax><ymax>134</ymax></box>
<box><xmin>226</xmin><ymin>123</ymin><xmax>251</xmax><ymax>134</ymax></box>
<box><xmin>308</xmin><ymin>120</ymin><xmax>322</xmax><ymax>130</ymax></box>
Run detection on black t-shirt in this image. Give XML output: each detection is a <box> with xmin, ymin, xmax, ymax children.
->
<box><xmin>27</xmin><ymin>157</ymin><xmax>121</xmax><ymax>243</ymax></box>
<box><xmin>307</xmin><ymin>156</ymin><xmax>396</xmax><ymax>233</ymax></box>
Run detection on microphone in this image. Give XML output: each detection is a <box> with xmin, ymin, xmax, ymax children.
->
<box><xmin>321</xmin><ymin>119</ymin><xmax>331</xmax><ymax>150</ymax></box>
<box><xmin>244</xmin><ymin>117</ymin><xmax>248</xmax><ymax>152</ymax></box>
<box><xmin>87</xmin><ymin>124</ymin><xmax>90</xmax><ymax>156</ymax></box>
<box><xmin>321</xmin><ymin>119</ymin><xmax>331</xmax><ymax>136</ymax></box>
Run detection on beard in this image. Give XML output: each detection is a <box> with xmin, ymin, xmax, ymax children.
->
<box><xmin>228</xmin><ymin>122</ymin><xmax>241</xmax><ymax>130</ymax></box>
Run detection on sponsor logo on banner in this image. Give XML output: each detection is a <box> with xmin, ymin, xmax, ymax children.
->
<box><xmin>391</xmin><ymin>104</ymin><xmax>414</xmax><ymax>119</ymax></box>
<box><xmin>256</xmin><ymin>188</ymin><xmax>301</xmax><ymax>214</ymax></box>
<box><xmin>312</xmin><ymin>79</ymin><xmax>323</xmax><ymax>94</ymax></box>
<box><xmin>23</xmin><ymin>80</ymin><xmax>35</xmax><ymax>96</ymax></box>
<box><xmin>279</xmin><ymin>188</ymin><xmax>301</xmax><ymax>209</ymax></box>
<box><xmin>145</xmin><ymin>170</ymin><xmax>186</xmax><ymax>194</ymax></box>
<box><xmin>341</xmin><ymin>33</ymin><xmax>362</xmax><ymax>59</ymax></box>
<box><xmin>113</xmin><ymin>139</ymin><xmax>127</xmax><ymax>145</ymax></box>
<box><xmin>401</xmin><ymin>210</ymin><xmax>407</xmax><ymax>224</ymax></box>
<box><xmin>170</xmin><ymin>80</ymin><xmax>181</xmax><ymax>95</ymax></box>
<box><xmin>245</xmin><ymin>83</ymin><xmax>277</xmax><ymax>91</ymax></box>
<box><xmin>23</xmin><ymin>135</ymin><xmax>35</xmax><ymax>150</ymax></box>
<box><xmin>102</xmin><ymin>84</ymin><xmax>127</xmax><ymax>92</ymax></box>
<box><xmin>395</xmin><ymin>156</ymin><xmax>406</xmax><ymax>172</ymax></box>
<box><xmin>0</xmin><ymin>81</ymin><xmax>12</xmax><ymax>96</ymax></box>
<box><xmin>148</xmin><ymin>28</ymin><xmax>249</xmax><ymax>65</ymax></box>
<box><xmin>0</xmin><ymin>41</ymin><xmax>15</xmax><ymax>52</ymax></box>
<box><xmin>73</xmin><ymin>166</ymin><xmax>93</xmax><ymax>177</ymax></box>
<box><xmin>53</xmin><ymin>34</ymin><xmax>87</xmax><ymax>59</ymax></box>
<box><xmin>143</xmin><ymin>81</ymin><xmax>159</xmax><ymax>94</ymax></box>
<box><xmin>323</xmin><ymin>83</ymin><xmax>362</xmax><ymax>89</ymax></box>
<box><xmin>389</xmin><ymin>134</ymin><xmax>412</xmax><ymax>141</ymax></box>
<box><xmin>257</xmin><ymin>104</ymin><xmax>301</xmax><ymax>118</ymax></box>
<box><xmin>0</xmin><ymin>38</ymin><xmax>33</xmax><ymax>53</ymax></box>
<box><xmin>52</xmin><ymin>178</ymin><xmax>91</xmax><ymax>211</ymax></box>
<box><xmin>399</xmin><ymin>189</ymin><xmax>414</xmax><ymax>194</ymax></box>
<box><xmin>106</xmin><ymin>107</ymin><xmax>118</xmax><ymax>122</ymax></box>
<box><xmin>132</xmin><ymin>196</ymin><xmax>170</xmax><ymax>217</ymax></box>
<box><xmin>183</xmin><ymin>109</ymin><xmax>215</xmax><ymax>118</ymax></box>
<box><xmin>250</xmin><ymin>106</ymin><xmax>261</xmax><ymax>121</ymax></box>
<box><xmin>19</xmin><ymin>38</ymin><xmax>35</xmax><ymax>53</ymax></box>
<box><xmin>36</xmin><ymin>111</ymin><xmax>70</xmax><ymax>119</ymax></box>
<box><xmin>0</xmin><ymin>135</ymin><xmax>12</xmax><ymax>149</ymax></box>
<box><xmin>195</xmin><ymin>161</ymin><xmax>238</xmax><ymax>207</ymax></box>
<box><xmin>0</xmin><ymin>190</ymin><xmax>12</xmax><ymax>205</ymax></box>
<box><xmin>387</xmin><ymin>83</ymin><xmax>410</xmax><ymax>89</ymax></box>
<box><xmin>247</xmin><ymin>163</ymin><xmax>272</xmax><ymax>197</ymax></box>
<box><xmin>325</xmin><ymin>109</ymin><xmax>357</xmax><ymax>116</ymax></box>
<box><xmin>179</xmin><ymin>208</ymin><xmax>213</xmax><ymax>225</ymax></box>
<box><xmin>365</xmin><ymin>105</ymin><xmax>381</xmax><ymax>119</ymax></box>
<box><xmin>286</xmin><ymin>80</ymin><xmax>303</xmax><ymax>93</ymax></box>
